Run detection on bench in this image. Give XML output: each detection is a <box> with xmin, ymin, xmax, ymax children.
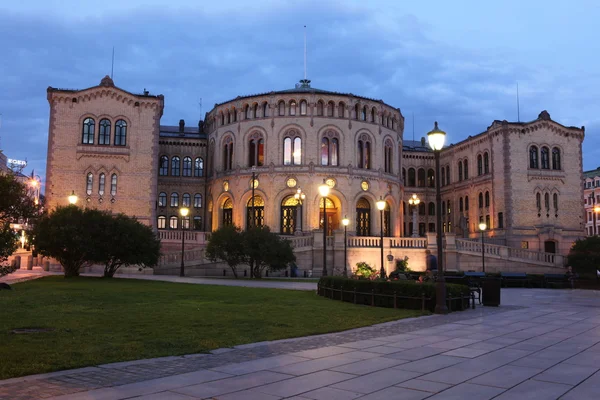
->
<box><xmin>500</xmin><ymin>272</ymin><xmax>529</xmax><ymax>287</ymax></box>
<box><xmin>543</xmin><ymin>273</ymin><xmax>568</xmax><ymax>288</ymax></box>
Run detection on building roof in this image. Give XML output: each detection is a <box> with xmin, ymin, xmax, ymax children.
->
<box><xmin>584</xmin><ymin>167</ymin><xmax>600</xmax><ymax>179</ymax></box>
<box><xmin>47</xmin><ymin>76</ymin><xmax>163</xmax><ymax>99</ymax></box>
<box><xmin>159</xmin><ymin>124</ymin><xmax>206</xmax><ymax>139</ymax></box>
<box><xmin>403</xmin><ymin>139</ymin><xmax>432</xmax><ymax>153</ymax></box>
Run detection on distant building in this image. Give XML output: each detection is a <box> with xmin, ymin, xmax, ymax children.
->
<box><xmin>584</xmin><ymin>167</ymin><xmax>600</xmax><ymax>236</ymax></box>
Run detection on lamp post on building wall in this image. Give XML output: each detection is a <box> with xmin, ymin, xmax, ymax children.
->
<box><xmin>342</xmin><ymin>216</ymin><xmax>349</xmax><ymax>277</ymax></box>
<box><xmin>427</xmin><ymin>121</ymin><xmax>448</xmax><ymax>314</ymax></box>
<box><xmin>179</xmin><ymin>207</ymin><xmax>189</xmax><ymax>277</ymax></box>
<box><xmin>408</xmin><ymin>193</ymin><xmax>420</xmax><ymax>237</ymax></box>
<box><xmin>294</xmin><ymin>187</ymin><xmax>306</xmax><ymax>234</ymax></box>
<box><xmin>479</xmin><ymin>222</ymin><xmax>487</xmax><ymax>273</ymax></box>
<box><xmin>68</xmin><ymin>190</ymin><xmax>78</xmax><ymax>205</ymax></box>
<box><xmin>376</xmin><ymin>197</ymin><xmax>386</xmax><ymax>279</ymax></box>
<box><xmin>319</xmin><ymin>180</ymin><xmax>330</xmax><ymax>276</ymax></box>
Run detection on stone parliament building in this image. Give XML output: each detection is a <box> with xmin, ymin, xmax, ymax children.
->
<box><xmin>44</xmin><ymin>76</ymin><xmax>586</xmax><ymax>274</ymax></box>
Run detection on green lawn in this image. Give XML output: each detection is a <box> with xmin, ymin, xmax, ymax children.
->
<box><xmin>0</xmin><ymin>276</ymin><xmax>424</xmax><ymax>379</ymax></box>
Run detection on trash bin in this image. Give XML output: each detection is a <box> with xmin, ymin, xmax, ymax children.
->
<box><xmin>482</xmin><ymin>278</ymin><xmax>501</xmax><ymax>306</ymax></box>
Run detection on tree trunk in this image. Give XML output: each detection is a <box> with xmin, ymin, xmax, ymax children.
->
<box><xmin>232</xmin><ymin>268</ymin><xmax>238</xmax><ymax>279</ymax></box>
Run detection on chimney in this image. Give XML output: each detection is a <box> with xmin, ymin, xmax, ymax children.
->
<box><xmin>198</xmin><ymin>120</ymin><xmax>203</xmax><ymax>133</ymax></box>
<box><xmin>421</xmin><ymin>137</ymin><xmax>426</xmax><ymax>146</ymax></box>
<box><xmin>179</xmin><ymin>119</ymin><xmax>185</xmax><ymax>133</ymax></box>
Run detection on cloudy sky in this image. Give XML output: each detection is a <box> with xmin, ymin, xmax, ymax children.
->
<box><xmin>1</xmin><ymin>0</ymin><xmax>599</xmax><ymax>185</ymax></box>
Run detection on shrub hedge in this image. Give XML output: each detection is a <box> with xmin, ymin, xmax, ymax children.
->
<box><xmin>318</xmin><ymin>277</ymin><xmax>471</xmax><ymax>312</ymax></box>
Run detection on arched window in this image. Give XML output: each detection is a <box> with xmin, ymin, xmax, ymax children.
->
<box><xmin>169</xmin><ymin>216</ymin><xmax>178</xmax><ymax>230</ymax></box>
<box><xmin>447</xmin><ymin>200</ymin><xmax>452</xmax><ymax>215</ymax></box>
<box><xmin>338</xmin><ymin>102</ymin><xmax>345</xmax><ymax>118</ymax></box>
<box><xmin>418</xmin><ymin>202</ymin><xmax>426</xmax><ymax>216</ymax></box>
<box><xmin>477</xmin><ymin>154</ymin><xmax>483</xmax><ymax>176</ymax></box>
<box><xmin>232</xmin><ymin>107</ymin><xmax>237</xmax><ymax>122</ymax></box>
<box><xmin>193</xmin><ymin>216</ymin><xmax>202</xmax><ymax>230</ymax></box>
<box><xmin>417</xmin><ymin>168</ymin><xmax>425</xmax><ymax>187</ymax></box>
<box><xmin>462</xmin><ymin>160</ymin><xmax>468</xmax><ymax>180</ymax></box>
<box><xmin>362</xmin><ymin>106</ymin><xmax>367</xmax><ymax>121</ymax></box>
<box><xmin>253</xmin><ymin>103</ymin><xmax>258</xmax><ymax>118</ymax></box>
<box><xmin>478</xmin><ymin>192</ymin><xmax>483</xmax><ymax>209</ymax></box>
<box><xmin>544</xmin><ymin>192</ymin><xmax>550</xmax><ymax>210</ymax></box>
<box><xmin>408</xmin><ymin>168</ymin><xmax>416</xmax><ymax>187</ymax></box>
<box><xmin>465</xmin><ymin>196</ymin><xmax>469</xmax><ymax>211</ymax></box>
<box><xmin>99</xmin><ymin>119</ymin><xmax>111</xmax><ymax>145</ymax></box>
<box><xmin>289</xmin><ymin>100</ymin><xmax>297</xmax><ymax>116</ymax></box>
<box><xmin>485</xmin><ymin>191</ymin><xmax>490</xmax><ymax>207</ymax></box>
<box><xmin>158</xmin><ymin>192</ymin><xmax>167</xmax><ymax>207</ymax></box>
<box><xmin>278</xmin><ymin>101</ymin><xmax>285</xmax><ymax>116</ymax></box>
<box><xmin>317</xmin><ymin>101</ymin><xmax>324</xmax><ymax>116</ymax></box>
<box><xmin>246</xmin><ymin>195</ymin><xmax>265</xmax><ymax>228</ymax></box>
<box><xmin>86</xmin><ymin>172</ymin><xmax>93</xmax><ymax>195</ymax></box>
<box><xmin>484</xmin><ymin>152</ymin><xmax>489</xmax><ymax>174</ymax></box>
<box><xmin>427</xmin><ymin>169</ymin><xmax>435</xmax><ymax>187</ymax></box>
<box><xmin>283</xmin><ymin>132</ymin><xmax>302</xmax><ymax>165</ymax></box>
<box><xmin>459</xmin><ymin>197</ymin><xmax>464</xmax><ymax>212</ymax></box>
<box><xmin>553</xmin><ymin>193</ymin><xmax>558</xmax><ymax>211</ymax></box>
<box><xmin>170</xmin><ymin>193</ymin><xmax>179</xmax><ymax>207</ymax></box>
<box><xmin>321</xmin><ymin>137</ymin><xmax>329</xmax><ymax>166</ymax></box>
<box><xmin>327</xmin><ymin>101</ymin><xmax>334</xmax><ymax>117</ymax></box>
<box><xmin>384</xmin><ymin>140</ymin><xmax>393</xmax><ymax>173</ymax></box>
<box><xmin>371</xmin><ymin>107</ymin><xmax>376</xmax><ymax>122</ymax></box>
<box><xmin>248</xmin><ymin>134</ymin><xmax>264</xmax><ymax>167</ymax></box>
<box><xmin>552</xmin><ymin>147</ymin><xmax>561</xmax><ymax>170</ymax></box>
<box><xmin>357</xmin><ymin>135</ymin><xmax>371</xmax><ymax>169</ymax></box>
<box><xmin>354</xmin><ymin>104</ymin><xmax>360</xmax><ymax>120</ymax></box>
<box><xmin>182</xmin><ymin>157</ymin><xmax>192</xmax><ymax>176</ymax></box>
<box><xmin>114</xmin><ymin>119</ymin><xmax>127</xmax><ymax>146</ymax></box>
<box><xmin>446</xmin><ymin>165</ymin><xmax>450</xmax><ymax>185</ymax></box>
<box><xmin>281</xmin><ymin>195</ymin><xmax>301</xmax><ymax>234</ymax></box>
<box><xmin>220</xmin><ymin>113</ymin><xmax>225</xmax><ymax>126</ymax></box>
<box><xmin>226</xmin><ymin>110</ymin><xmax>231</xmax><ymax>124</ymax></box>
<box><xmin>194</xmin><ymin>194</ymin><xmax>202</xmax><ymax>208</ymax></box>
<box><xmin>222</xmin><ymin>137</ymin><xmax>234</xmax><ymax>170</ymax></box>
<box><xmin>194</xmin><ymin>157</ymin><xmax>204</xmax><ymax>177</ymax></box>
<box><xmin>182</xmin><ymin>193</ymin><xmax>191</xmax><ymax>207</ymax></box>
<box><xmin>541</xmin><ymin>146</ymin><xmax>550</xmax><ymax>169</ymax></box>
<box><xmin>82</xmin><ymin>117</ymin><xmax>95</xmax><ymax>144</ymax></box>
<box><xmin>355</xmin><ymin>197</ymin><xmax>371</xmax><ymax>236</ymax></box>
<box><xmin>300</xmin><ymin>100</ymin><xmax>307</xmax><ymax>115</ymax></box>
<box><xmin>536</xmin><ymin>192</ymin><xmax>541</xmax><ymax>211</ymax></box>
<box><xmin>428</xmin><ymin>202</ymin><xmax>435</xmax><ymax>216</ymax></box>
<box><xmin>159</xmin><ymin>155</ymin><xmax>169</xmax><ymax>176</ymax></box>
<box><xmin>530</xmin><ymin>146</ymin><xmax>539</xmax><ymax>168</ymax></box>
<box><xmin>110</xmin><ymin>174</ymin><xmax>117</xmax><ymax>196</ymax></box>
<box><xmin>244</xmin><ymin>104</ymin><xmax>251</xmax><ymax>119</ymax></box>
<box><xmin>157</xmin><ymin>216</ymin><xmax>166</xmax><ymax>229</ymax></box>
<box><xmin>171</xmin><ymin>156</ymin><xmax>180</xmax><ymax>176</ymax></box>
<box><xmin>458</xmin><ymin>162</ymin><xmax>463</xmax><ymax>181</ymax></box>
<box><xmin>222</xmin><ymin>198</ymin><xmax>233</xmax><ymax>226</ymax></box>
<box><xmin>262</xmin><ymin>102</ymin><xmax>268</xmax><ymax>117</ymax></box>
<box><xmin>98</xmin><ymin>173</ymin><xmax>105</xmax><ymax>196</ymax></box>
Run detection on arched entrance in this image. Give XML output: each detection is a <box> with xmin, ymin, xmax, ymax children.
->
<box><xmin>544</xmin><ymin>240</ymin><xmax>557</xmax><ymax>254</ymax></box>
<box><xmin>281</xmin><ymin>196</ymin><xmax>301</xmax><ymax>235</ymax></box>
<box><xmin>319</xmin><ymin>197</ymin><xmax>338</xmax><ymax>236</ymax></box>
<box><xmin>246</xmin><ymin>195</ymin><xmax>264</xmax><ymax>228</ymax></box>
<box><xmin>356</xmin><ymin>197</ymin><xmax>371</xmax><ymax>236</ymax></box>
<box><xmin>222</xmin><ymin>198</ymin><xmax>233</xmax><ymax>226</ymax></box>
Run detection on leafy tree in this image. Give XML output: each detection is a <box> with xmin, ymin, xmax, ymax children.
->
<box><xmin>92</xmin><ymin>213</ymin><xmax>161</xmax><ymax>278</ymax></box>
<box><xmin>243</xmin><ymin>226</ymin><xmax>295</xmax><ymax>279</ymax></box>
<box><xmin>567</xmin><ymin>236</ymin><xmax>600</xmax><ymax>279</ymax></box>
<box><xmin>206</xmin><ymin>225</ymin><xmax>245</xmax><ymax>278</ymax></box>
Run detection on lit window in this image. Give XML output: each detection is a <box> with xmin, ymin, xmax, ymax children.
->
<box><xmin>170</xmin><ymin>193</ymin><xmax>179</xmax><ymax>207</ymax></box>
<box><xmin>194</xmin><ymin>157</ymin><xmax>204</xmax><ymax>177</ymax></box>
<box><xmin>114</xmin><ymin>120</ymin><xmax>127</xmax><ymax>146</ymax></box>
<box><xmin>159</xmin><ymin>156</ymin><xmax>169</xmax><ymax>176</ymax></box>
<box><xmin>86</xmin><ymin>173</ymin><xmax>93</xmax><ymax>195</ymax></box>
<box><xmin>158</xmin><ymin>192</ymin><xmax>167</xmax><ymax>207</ymax></box>
<box><xmin>182</xmin><ymin>157</ymin><xmax>192</xmax><ymax>177</ymax></box>
<box><xmin>82</xmin><ymin>118</ymin><xmax>95</xmax><ymax>144</ymax></box>
<box><xmin>98</xmin><ymin>173</ymin><xmax>105</xmax><ymax>196</ymax></box>
<box><xmin>157</xmin><ymin>216</ymin><xmax>166</xmax><ymax>229</ymax></box>
<box><xmin>110</xmin><ymin>174</ymin><xmax>117</xmax><ymax>196</ymax></box>
<box><xmin>182</xmin><ymin>193</ymin><xmax>191</xmax><ymax>207</ymax></box>
<box><xmin>194</xmin><ymin>194</ymin><xmax>202</xmax><ymax>208</ymax></box>
<box><xmin>171</xmin><ymin>156</ymin><xmax>180</xmax><ymax>176</ymax></box>
<box><xmin>169</xmin><ymin>216</ymin><xmax>178</xmax><ymax>229</ymax></box>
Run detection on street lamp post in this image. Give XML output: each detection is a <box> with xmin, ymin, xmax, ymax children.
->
<box><xmin>294</xmin><ymin>187</ymin><xmax>306</xmax><ymax>234</ymax></box>
<box><xmin>251</xmin><ymin>166</ymin><xmax>257</xmax><ymax>228</ymax></box>
<box><xmin>342</xmin><ymin>216</ymin><xmax>349</xmax><ymax>277</ymax></box>
<box><xmin>319</xmin><ymin>180</ymin><xmax>330</xmax><ymax>276</ymax></box>
<box><xmin>376</xmin><ymin>197</ymin><xmax>386</xmax><ymax>279</ymax></box>
<box><xmin>408</xmin><ymin>193</ymin><xmax>420</xmax><ymax>237</ymax></box>
<box><xmin>179</xmin><ymin>207</ymin><xmax>189</xmax><ymax>277</ymax></box>
<box><xmin>594</xmin><ymin>205</ymin><xmax>600</xmax><ymax>236</ymax></box>
<box><xmin>479</xmin><ymin>222</ymin><xmax>487</xmax><ymax>273</ymax></box>
<box><xmin>68</xmin><ymin>190</ymin><xmax>78</xmax><ymax>205</ymax></box>
<box><xmin>427</xmin><ymin>121</ymin><xmax>448</xmax><ymax>314</ymax></box>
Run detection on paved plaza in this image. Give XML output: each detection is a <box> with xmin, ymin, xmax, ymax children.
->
<box><xmin>2</xmin><ymin>286</ymin><xmax>600</xmax><ymax>399</ymax></box>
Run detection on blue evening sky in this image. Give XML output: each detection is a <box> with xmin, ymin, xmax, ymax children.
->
<box><xmin>1</xmin><ymin>0</ymin><xmax>598</xmax><ymax>187</ymax></box>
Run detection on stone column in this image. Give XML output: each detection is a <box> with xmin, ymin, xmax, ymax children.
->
<box><xmin>26</xmin><ymin>256</ymin><xmax>33</xmax><ymax>270</ymax></box>
<box><xmin>444</xmin><ymin>233</ymin><xmax>458</xmax><ymax>271</ymax></box>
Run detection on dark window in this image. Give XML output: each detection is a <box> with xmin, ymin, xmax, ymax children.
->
<box><xmin>485</xmin><ymin>191</ymin><xmax>490</xmax><ymax>207</ymax></box>
<box><xmin>408</xmin><ymin>168</ymin><xmax>416</xmax><ymax>187</ymax></box>
<box><xmin>478</xmin><ymin>192</ymin><xmax>483</xmax><ymax>208</ymax></box>
<box><xmin>355</xmin><ymin>197</ymin><xmax>371</xmax><ymax>236</ymax></box>
<box><xmin>357</xmin><ymin>139</ymin><xmax>371</xmax><ymax>169</ymax></box>
<box><xmin>465</xmin><ymin>196</ymin><xmax>469</xmax><ymax>211</ymax></box>
<box><xmin>530</xmin><ymin>146</ymin><xmax>539</xmax><ymax>168</ymax></box>
<box><xmin>158</xmin><ymin>192</ymin><xmax>167</xmax><ymax>207</ymax></box>
<box><xmin>262</xmin><ymin>102</ymin><xmax>268</xmax><ymax>117</ymax></box>
<box><xmin>194</xmin><ymin>157</ymin><xmax>204</xmax><ymax>177</ymax></box>
<box><xmin>249</xmin><ymin>137</ymin><xmax>264</xmax><ymax>167</ymax></box>
<box><xmin>553</xmin><ymin>193</ymin><xmax>558</xmax><ymax>211</ymax></box>
<box><xmin>459</xmin><ymin>197</ymin><xmax>463</xmax><ymax>212</ymax></box>
<box><xmin>418</xmin><ymin>202</ymin><xmax>426</xmax><ymax>216</ymax></box>
<box><xmin>462</xmin><ymin>161</ymin><xmax>468</xmax><ymax>180</ymax></box>
<box><xmin>441</xmin><ymin>167</ymin><xmax>445</xmax><ymax>187</ymax></box>
<box><xmin>428</xmin><ymin>202</ymin><xmax>435</xmax><ymax>216</ymax></box>
<box><xmin>170</xmin><ymin>193</ymin><xmax>179</xmax><ymax>207</ymax></box>
<box><xmin>99</xmin><ymin>119</ymin><xmax>111</xmax><ymax>145</ymax></box>
<box><xmin>114</xmin><ymin>120</ymin><xmax>127</xmax><ymax>146</ymax></box>
<box><xmin>193</xmin><ymin>216</ymin><xmax>203</xmax><ymax>230</ymax></box>
<box><xmin>171</xmin><ymin>156</ymin><xmax>180</xmax><ymax>176</ymax></box>
<box><xmin>182</xmin><ymin>157</ymin><xmax>192</xmax><ymax>176</ymax></box>
<box><xmin>82</xmin><ymin>117</ymin><xmax>95</xmax><ymax>144</ymax></box>
<box><xmin>541</xmin><ymin>147</ymin><xmax>550</xmax><ymax>169</ymax></box>
<box><xmin>498</xmin><ymin>212</ymin><xmax>504</xmax><ymax>229</ymax></box>
<box><xmin>552</xmin><ymin>148</ymin><xmax>561</xmax><ymax>170</ymax></box>
<box><xmin>194</xmin><ymin>194</ymin><xmax>202</xmax><ymax>208</ymax></box>
<box><xmin>417</xmin><ymin>168</ymin><xmax>425</xmax><ymax>187</ymax></box>
<box><xmin>338</xmin><ymin>102</ymin><xmax>344</xmax><ymax>118</ymax></box>
<box><xmin>477</xmin><ymin>154</ymin><xmax>483</xmax><ymax>176</ymax></box>
<box><xmin>446</xmin><ymin>165</ymin><xmax>451</xmax><ymax>185</ymax></box>
<box><xmin>182</xmin><ymin>193</ymin><xmax>191</xmax><ymax>207</ymax></box>
<box><xmin>458</xmin><ymin>161</ymin><xmax>463</xmax><ymax>181</ymax></box>
<box><xmin>485</xmin><ymin>214</ymin><xmax>490</xmax><ymax>229</ymax></box>
<box><xmin>427</xmin><ymin>169</ymin><xmax>435</xmax><ymax>187</ymax></box>
<box><xmin>484</xmin><ymin>152</ymin><xmax>489</xmax><ymax>174</ymax></box>
<box><xmin>159</xmin><ymin>155</ymin><xmax>169</xmax><ymax>176</ymax></box>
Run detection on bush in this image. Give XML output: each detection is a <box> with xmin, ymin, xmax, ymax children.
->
<box><xmin>353</xmin><ymin>262</ymin><xmax>378</xmax><ymax>280</ymax></box>
<box><xmin>568</xmin><ymin>236</ymin><xmax>600</xmax><ymax>279</ymax></box>
<box><xmin>318</xmin><ymin>277</ymin><xmax>470</xmax><ymax>312</ymax></box>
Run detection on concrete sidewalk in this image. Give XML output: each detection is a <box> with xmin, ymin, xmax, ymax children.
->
<box><xmin>2</xmin><ymin>289</ymin><xmax>600</xmax><ymax>399</ymax></box>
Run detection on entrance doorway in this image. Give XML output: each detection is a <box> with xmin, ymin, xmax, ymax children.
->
<box><xmin>544</xmin><ymin>240</ymin><xmax>557</xmax><ymax>254</ymax></box>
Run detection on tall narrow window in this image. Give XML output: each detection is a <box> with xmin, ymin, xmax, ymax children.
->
<box><xmin>182</xmin><ymin>193</ymin><xmax>191</xmax><ymax>207</ymax></box>
<box><xmin>290</xmin><ymin>101</ymin><xmax>297</xmax><ymax>116</ymax></box>
<box><xmin>463</xmin><ymin>160</ymin><xmax>468</xmax><ymax>180</ymax></box>
<box><xmin>459</xmin><ymin>197</ymin><xmax>464</xmax><ymax>212</ymax></box>
<box><xmin>441</xmin><ymin>167</ymin><xmax>445</xmax><ymax>187</ymax></box>
<box><xmin>169</xmin><ymin>216</ymin><xmax>178</xmax><ymax>229</ymax></box>
<box><xmin>321</xmin><ymin>137</ymin><xmax>329</xmax><ymax>166</ymax></box>
<box><xmin>427</xmin><ymin>169</ymin><xmax>435</xmax><ymax>187</ymax></box>
<box><xmin>194</xmin><ymin>193</ymin><xmax>202</xmax><ymax>208</ymax></box>
<box><xmin>232</xmin><ymin>108</ymin><xmax>237</xmax><ymax>122</ymax></box>
<box><xmin>293</xmin><ymin>137</ymin><xmax>301</xmax><ymax>165</ymax></box>
<box><xmin>485</xmin><ymin>191</ymin><xmax>490</xmax><ymax>207</ymax></box>
<box><xmin>477</xmin><ymin>154</ymin><xmax>483</xmax><ymax>176</ymax></box>
<box><xmin>158</xmin><ymin>192</ymin><xmax>167</xmax><ymax>207</ymax></box>
<box><xmin>484</xmin><ymin>152</ymin><xmax>489</xmax><ymax>174</ymax></box>
<box><xmin>86</xmin><ymin>173</ymin><xmax>93</xmax><ymax>195</ymax></box>
<box><xmin>262</xmin><ymin>102</ymin><xmax>268</xmax><ymax>117</ymax></box>
<box><xmin>458</xmin><ymin>162</ymin><xmax>463</xmax><ymax>181</ymax></box>
<box><xmin>465</xmin><ymin>196</ymin><xmax>469</xmax><ymax>211</ymax></box>
<box><xmin>498</xmin><ymin>212</ymin><xmax>504</xmax><ymax>229</ymax></box>
<box><xmin>355</xmin><ymin>104</ymin><xmax>360</xmax><ymax>120</ymax></box>
<box><xmin>222</xmin><ymin>137</ymin><xmax>234</xmax><ymax>170</ymax></box>
<box><xmin>545</xmin><ymin>192</ymin><xmax>550</xmax><ymax>210</ymax></box>
<box><xmin>331</xmin><ymin>138</ymin><xmax>339</xmax><ymax>166</ymax></box>
<box><xmin>283</xmin><ymin>133</ymin><xmax>302</xmax><ymax>165</ymax></box>
<box><xmin>159</xmin><ymin>155</ymin><xmax>169</xmax><ymax>176</ymax></box>
<box><xmin>278</xmin><ymin>101</ymin><xmax>285</xmax><ymax>116</ymax></box>
<box><xmin>446</xmin><ymin>165</ymin><xmax>451</xmax><ymax>185</ymax></box>
<box><xmin>182</xmin><ymin>157</ymin><xmax>192</xmax><ymax>176</ymax></box>
<box><xmin>82</xmin><ymin>117</ymin><xmax>95</xmax><ymax>144</ymax></box>
<box><xmin>371</xmin><ymin>107</ymin><xmax>376</xmax><ymax>122</ymax></box>
<box><xmin>226</xmin><ymin>110</ymin><xmax>231</xmax><ymax>124</ymax></box>
<box><xmin>552</xmin><ymin>147</ymin><xmax>561</xmax><ymax>170</ymax></box>
<box><xmin>553</xmin><ymin>193</ymin><xmax>558</xmax><ymax>211</ymax></box>
<box><xmin>110</xmin><ymin>174</ymin><xmax>117</xmax><ymax>196</ymax></box>
<box><xmin>530</xmin><ymin>146</ymin><xmax>539</xmax><ymax>168</ymax></box>
<box><xmin>248</xmin><ymin>135</ymin><xmax>264</xmax><ymax>167</ymax></box>
<box><xmin>536</xmin><ymin>192</ymin><xmax>541</xmax><ymax>211</ymax></box>
<box><xmin>114</xmin><ymin>120</ymin><xmax>127</xmax><ymax>146</ymax></box>
<box><xmin>170</xmin><ymin>193</ymin><xmax>179</xmax><ymax>207</ymax></box>
<box><xmin>361</xmin><ymin>106</ymin><xmax>367</xmax><ymax>121</ymax></box>
<box><xmin>300</xmin><ymin>100</ymin><xmax>307</xmax><ymax>115</ymax></box>
<box><xmin>408</xmin><ymin>168</ymin><xmax>416</xmax><ymax>187</ymax></box>
<box><xmin>194</xmin><ymin>157</ymin><xmax>204</xmax><ymax>177</ymax></box>
<box><xmin>317</xmin><ymin>101</ymin><xmax>324</xmax><ymax>116</ymax></box>
<box><xmin>99</xmin><ymin>119</ymin><xmax>111</xmax><ymax>145</ymax></box>
<box><xmin>283</xmin><ymin>137</ymin><xmax>292</xmax><ymax>165</ymax></box>
<box><xmin>220</xmin><ymin>113</ymin><xmax>225</xmax><ymax>126</ymax></box>
<box><xmin>253</xmin><ymin>103</ymin><xmax>258</xmax><ymax>118</ymax></box>
<box><xmin>417</xmin><ymin>168</ymin><xmax>425</xmax><ymax>187</ymax></box>
<box><xmin>244</xmin><ymin>104</ymin><xmax>251</xmax><ymax>119</ymax></box>
<box><xmin>157</xmin><ymin>216</ymin><xmax>166</xmax><ymax>229</ymax></box>
<box><xmin>98</xmin><ymin>173</ymin><xmax>105</xmax><ymax>196</ymax></box>
<box><xmin>428</xmin><ymin>202</ymin><xmax>435</xmax><ymax>216</ymax></box>
<box><xmin>478</xmin><ymin>192</ymin><xmax>483</xmax><ymax>208</ymax></box>
<box><xmin>338</xmin><ymin>102</ymin><xmax>345</xmax><ymax>118</ymax></box>
<box><xmin>327</xmin><ymin>102</ymin><xmax>334</xmax><ymax>117</ymax></box>
<box><xmin>171</xmin><ymin>156</ymin><xmax>180</xmax><ymax>176</ymax></box>
<box><xmin>541</xmin><ymin>146</ymin><xmax>550</xmax><ymax>169</ymax></box>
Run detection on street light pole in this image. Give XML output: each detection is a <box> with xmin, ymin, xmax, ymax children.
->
<box><xmin>319</xmin><ymin>180</ymin><xmax>330</xmax><ymax>276</ymax></box>
<box><xmin>251</xmin><ymin>166</ymin><xmax>257</xmax><ymax>228</ymax></box>
<box><xmin>479</xmin><ymin>222</ymin><xmax>487</xmax><ymax>273</ymax></box>
<box><xmin>428</xmin><ymin>121</ymin><xmax>448</xmax><ymax>314</ymax></box>
<box><xmin>294</xmin><ymin>187</ymin><xmax>306</xmax><ymax>234</ymax></box>
<box><xmin>180</xmin><ymin>207</ymin><xmax>189</xmax><ymax>277</ymax></box>
<box><xmin>342</xmin><ymin>216</ymin><xmax>349</xmax><ymax>277</ymax></box>
<box><xmin>408</xmin><ymin>193</ymin><xmax>420</xmax><ymax>237</ymax></box>
<box><xmin>594</xmin><ymin>205</ymin><xmax>600</xmax><ymax>236</ymax></box>
<box><xmin>377</xmin><ymin>197</ymin><xmax>386</xmax><ymax>279</ymax></box>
